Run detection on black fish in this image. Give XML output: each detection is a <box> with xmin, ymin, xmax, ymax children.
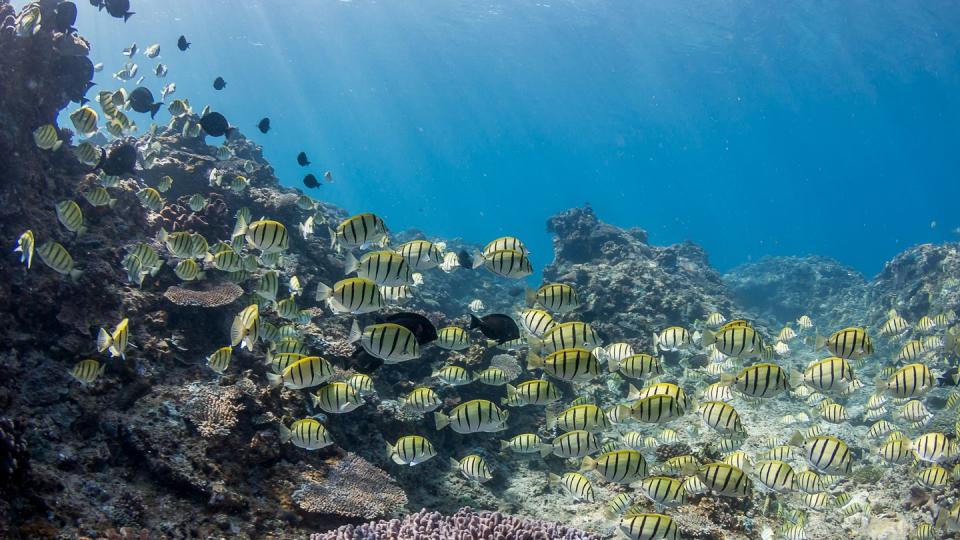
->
<box><xmin>939</xmin><ymin>367</ymin><xmax>960</xmax><ymax>387</ymax></box>
<box><xmin>199</xmin><ymin>112</ymin><xmax>236</xmax><ymax>139</ymax></box>
<box><xmin>213</xmin><ymin>77</ymin><xmax>226</xmax><ymax>90</ymax></box>
<box><xmin>103</xmin><ymin>0</ymin><xmax>134</xmax><ymax>21</ymax></box>
<box><xmin>177</xmin><ymin>35</ymin><xmax>190</xmax><ymax>51</ymax></box>
<box><xmin>457</xmin><ymin>250</ymin><xmax>475</xmax><ymax>269</ymax></box>
<box><xmin>470</xmin><ymin>314</ymin><xmax>520</xmax><ymax>343</ymax></box>
<box><xmin>127</xmin><ymin>87</ymin><xmax>161</xmax><ymax>118</ymax></box>
<box><xmin>303</xmin><ymin>174</ymin><xmax>319</xmax><ymax>189</ymax></box>
<box><xmin>90</xmin><ymin>0</ymin><xmax>103</xmax><ymax>7</ymax></box>
<box><xmin>296</xmin><ymin>152</ymin><xmax>310</xmax><ymax>166</ymax></box>
<box><xmin>100</xmin><ymin>144</ymin><xmax>137</xmax><ymax>176</ymax></box>
<box><xmin>54</xmin><ymin>2</ymin><xmax>78</xmax><ymax>32</ymax></box>
<box><xmin>257</xmin><ymin>117</ymin><xmax>270</xmax><ymax>134</ymax></box>
<box><xmin>385</xmin><ymin>312</ymin><xmax>437</xmax><ymax>345</ymax></box>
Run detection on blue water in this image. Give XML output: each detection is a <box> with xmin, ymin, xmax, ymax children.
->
<box><xmin>53</xmin><ymin>0</ymin><xmax>960</xmax><ymax>275</ymax></box>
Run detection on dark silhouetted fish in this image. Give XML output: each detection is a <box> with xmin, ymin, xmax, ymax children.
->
<box><xmin>385</xmin><ymin>312</ymin><xmax>438</xmax><ymax>345</ymax></box>
<box><xmin>297</xmin><ymin>152</ymin><xmax>310</xmax><ymax>166</ymax></box>
<box><xmin>127</xmin><ymin>87</ymin><xmax>161</xmax><ymax>118</ymax></box>
<box><xmin>213</xmin><ymin>77</ymin><xmax>226</xmax><ymax>90</ymax></box>
<box><xmin>257</xmin><ymin>118</ymin><xmax>270</xmax><ymax>134</ymax></box>
<box><xmin>100</xmin><ymin>144</ymin><xmax>137</xmax><ymax>176</ymax></box>
<box><xmin>177</xmin><ymin>35</ymin><xmax>190</xmax><ymax>51</ymax></box>
<box><xmin>939</xmin><ymin>367</ymin><xmax>960</xmax><ymax>387</ymax></box>
<box><xmin>303</xmin><ymin>174</ymin><xmax>319</xmax><ymax>189</ymax></box>
<box><xmin>457</xmin><ymin>250</ymin><xmax>475</xmax><ymax>269</ymax></box>
<box><xmin>54</xmin><ymin>2</ymin><xmax>78</xmax><ymax>32</ymax></box>
<box><xmin>199</xmin><ymin>112</ymin><xmax>236</xmax><ymax>139</ymax></box>
<box><xmin>470</xmin><ymin>314</ymin><xmax>520</xmax><ymax>343</ymax></box>
<box><xmin>103</xmin><ymin>0</ymin><xmax>134</xmax><ymax>21</ymax></box>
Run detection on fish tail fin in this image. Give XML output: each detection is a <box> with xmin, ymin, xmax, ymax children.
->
<box><xmin>69</xmin><ymin>269</ymin><xmax>83</xmax><ymax>281</ymax></box>
<box><xmin>788</xmin><ymin>431</ymin><xmax>805</xmax><ymax>447</ymax></box>
<box><xmin>701</xmin><ymin>329</ymin><xmax>716</xmax><ymax>346</ymax></box>
<box><xmin>108</xmin><ymin>198</ymin><xmax>117</xmax><ymax>208</ymax></box>
<box><xmin>789</xmin><ymin>370</ymin><xmax>805</xmax><ymax>388</ymax></box>
<box><xmin>310</xmin><ymin>393</ymin><xmax>321</xmax><ymax>409</ymax></box>
<box><xmin>607</xmin><ymin>357</ymin><xmax>619</xmax><ymax>373</ymax></box>
<box><xmin>149</xmin><ymin>102</ymin><xmax>161</xmax><ymax>118</ymax></box>
<box><xmin>547</xmin><ymin>472</ymin><xmax>562</xmax><ymax>486</ymax></box>
<box><xmin>814</xmin><ymin>334</ymin><xmax>826</xmax><ymax>350</ymax></box>
<box><xmin>526</xmin><ymin>352</ymin><xmax>543</xmax><ymax>370</ymax></box>
<box><xmin>123</xmin><ymin>11</ymin><xmax>134</xmax><ymax>22</ymax></box>
<box><xmin>348</xmin><ymin>320</ymin><xmax>362</xmax><ymax>344</ymax></box>
<box><xmin>96</xmin><ymin>328</ymin><xmax>112</xmax><ymax>353</ymax></box>
<box><xmin>539</xmin><ymin>444</ymin><xmax>554</xmax><ymax>459</ymax></box>
<box><xmin>276</xmin><ymin>422</ymin><xmax>292</xmax><ymax>443</ymax></box>
<box><xmin>719</xmin><ymin>373</ymin><xmax>736</xmax><ymax>386</ymax></box>
<box><xmin>499</xmin><ymin>440</ymin><xmax>510</xmax><ymax>452</ymax></box>
<box><xmin>385</xmin><ymin>441</ymin><xmax>395</xmax><ymax>458</ymax></box>
<box><xmin>343</xmin><ymin>252</ymin><xmax>359</xmax><ymax>275</ymax></box>
<box><xmin>448</xmin><ymin>457</ymin><xmax>460</xmax><ymax>468</ymax></box>
<box><xmin>265</xmin><ymin>372</ymin><xmax>282</xmax><ymax>388</ymax></box>
<box><xmin>626</xmin><ymin>384</ymin><xmax>642</xmax><ymax>401</ymax></box>
<box><xmin>469</xmin><ymin>314</ymin><xmax>483</xmax><ymax>330</ymax></box>
<box><xmin>314</xmin><ymin>282</ymin><xmax>331</xmax><ymax>302</ymax></box>
<box><xmin>579</xmin><ymin>456</ymin><xmax>596</xmax><ymax>473</ymax></box>
<box><xmin>525</xmin><ymin>288</ymin><xmax>537</xmax><ymax>307</ymax></box>
<box><xmin>434</xmin><ymin>412</ymin><xmax>450</xmax><ymax>431</ymax></box>
<box><xmin>544</xmin><ymin>410</ymin><xmax>556</xmax><ymax>430</ymax></box>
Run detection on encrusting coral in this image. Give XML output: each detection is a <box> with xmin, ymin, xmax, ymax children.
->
<box><xmin>163</xmin><ymin>282</ymin><xmax>244</xmax><ymax>308</ymax></box>
<box><xmin>292</xmin><ymin>453</ymin><xmax>408</xmax><ymax>520</ymax></box>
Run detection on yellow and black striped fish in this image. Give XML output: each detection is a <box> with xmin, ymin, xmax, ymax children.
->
<box><xmin>500</xmin><ymin>433</ymin><xmax>545</xmax><ymax>454</ymax></box>
<box><xmin>628</xmin><ymin>383</ymin><xmax>692</xmax><ymax>412</ymax></box>
<box><xmin>526</xmin><ymin>283</ymin><xmax>579</xmax><ymax>313</ymax></box>
<box><xmin>754</xmin><ymin>460</ymin><xmax>796</xmax><ymax>492</ymax></box>
<box><xmin>795</xmin><ymin>435</ymin><xmax>852</xmax><ymax>475</ymax></box>
<box><xmin>69</xmin><ymin>106</ymin><xmax>99</xmax><ymax>137</ymax></box>
<box><xmin>330</xmin><ymin>213</ymin><xmax>388</xmax><ymax>250</ymax></box>
<box><xmin>264</xmin><ymin>352</ymin><xmax>305</xmax><ymax>374</ymax></box>
<box><xmin>820</xmin><ymin>403</ymin><xmax>847</xmax><ymax>423</ymax></box>
<box><xmin>387</xmin><ymin>435</ymin><xmax>436</xmax><ymax>466</ymax></box>
<box><xmin>74</xmin><ymin>143</ymin><xmax>103</xmax><ymax>167</ymax></box>
<box><xmin>878</xmin><ymin>315</ymin><xmax>909</xmax><ymax>337</ymax></box>
<box><xmin>527</xmin><ymin>348</ymin><xmax>600</xmax><ymax>383</ymax></box>
<box><xmin>396</xmin><ymin>239</ymin><xmax>443</xmax><ymax>270</ymax></box>
<box><xmin>206</xmin><ymin>346</ymin><xmax>232</xmax><ymax>374</ymax></box>
<box><xmin>137</xmin><ymin>187</ymin><xmax>164</xmax><ymax>212</ymax></box>
<box><xmin>796</xmin><ymin>357</ymin><xmax>855</xmax><ymax>394</ymax></box>
<box><xmin>475</xmin><ymin>367</ymin><xmax>509</xmax><ymax>386</ymax></box>
<box><xmin>265</xmin><ymin>356</ymin><xmax>333</xmax><ymax>390</ymax></box>
<box><xmin>400</xmin><ymin>387</ymin><xmax>442</xmax><ymax>413</ymax></box>
<box><xmin>243</xmin><ymin>219</ymin><xmax>289</xmax><ymax>253</ymax></box>
<box><xmin>432</xmin><ymin>364</ymin><xmax>472</xmax><ymax>386</ymax></box>
<box><xmin>653</xmin><ymin>326</ymin><xmax>691</xmax><ymax>352</ymax></box>
<box><xmin>533</xmin><ymin>321</ymin><xmax>602</xmax><ymax>354</ymax></box>
<box><xmin>637</xmin><ymin>476</ymin><xmax>686</xmax><ymax>506</ymax></box>
<box><xmin>483</xmin><ymin>236</ymin><xmax>527</xmax><ymax>255</ymax></box>
<box><xmin>815</xmin><ymin>327</ymin><xmax>873</xmax><ymax>359</ymax></box>
<box><xmin>720</xmin><ymin>363</ymin><xmax>790</xmax><ymax>398</ymax></box>
<box><xmin>55</xmin><ymin>200</ymin><xmax>86</xmax><ymax>235</ymax></box>
<box><xmin>481</xmin><ymin>249</ymin><xmax>533</xmax><ymax>279</ymax></box>
<box><xmin>547</xmin><ymin>403</ymin><xmax>610</xmax><ymax>433</ymax></box>
<box><xmin>503</xmin><ymin>378</ymin><xmax>561</xmax><ymax>406</ymax></box>
<box><xmin>434</xmin><ymin>399</ymin><xmax>508</xmax><ymax>434</ymax></box>
<box><xmin>917</xmin><ymin>464</ymin><xmax>949</xmax><ymax>488</ymax></box>
<box><xmin>581</xmin><ymin>449</ymin><xmax>647</xmax><ymax>483</ymax></box>
<box><xmin>346</xmin><ymin>250</ymin><xmax>412</xmax><ymax>286</ymax></box>
<box><xmin>913</xmin><ymin>432</ymin><xmax>956</xmax><ymax>463</ymax></box>
<box><xmin>70</xmin><ymin>359</ymin><xmax>105</xmax><ymax>384</ymax></box>
<box><xmin>14</xmin><ymin>230</ymin><xmax>34</xmax><ymax>270</ymax></box>
<box><xmin>549</xmin><ymin>472</ymin><xmax>594</xmax><ymax>502</ymax></box>
<box><xmin>519</xmin><ymin>308</ymin><xmax>556</xmax><ymax>337</ymax></box>
<box><xmin>33</xmin><ymin>124</ymin><xmax>62</xmax><ymax>151</ymax></box>
<box><xmin>450</xmin><ymin>454</ymin><xmax>492</xmax><ymax>483</ymax></box>
<box><xmin>311</xmin><ymin>382</ymin><xmax>363</xmax><ymax>413</ymax></box>
<box><xmin>631</xmin><ymin>394</ymin><xmax>684</xmax><ymax>424</ymax></box>
<box><xmin>609</xmin><ymin>353</ymin><xmax>662</xmax><ymax>379</ymax></box>
<box><xmin>315</xmin><ymin>277</ymin><xmax>383</xmax><ymax>314</ymax></box>
<box><xmin>697</xmin><ymin>462</ymin><xmax>752</xmax><ymax>497</ymax></box>
<box><xmin>279</xmin><ymin>418</ymin><xmax>333</xmax><ymax>450</ymax></box>
<box><xmin>436</xmin><ymin>326</ymin><xmax>471</xmax><ymax>350</ymax></box>
<box><xmin>541</xmin><ymin>430</ymin><xmax>600</xmax><ymax>458</ymax></box>
<box><xmin>618</xmin><ymin>514</ymin><xmax>679</xmax><ymax>540</ymax></box>
<box><xmin>794</xmin><ymin>470</ymin><xmax>825</xmax><ymax>493</ymax></box>
<box><xmin>349</xmin><ymin>321</ymin><xmax>419</xmax><ymax>364</ymax></box>
<box><xmin>96</xmin><ymin>318</ymin><xmax>129</xmax><ymax>359</ymax></box>
<box><xmin>698</xmin><ymin>401</ymin><xmax>743</xmax><ymax>434</ymax></box>
<box><xmin>702</xmin><ymin>326</ymin><xmax>764</xmax><ymax>358</ymax></box>
<box><xmin>881</xmin><ymin>363</ymin><xmax>935</xmax><ymax>398</ymax></box>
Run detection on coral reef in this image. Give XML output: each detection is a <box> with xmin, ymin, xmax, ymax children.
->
<box><xmin>163</xmin><ymin>282</ymin><xmax>244</xmax><ymax>308</ymax></box>
<box><xmin>310</xmin><ymin>507</ymin><xmax>603</xmax><ymax>540</ymax></box>
<box><xmin>723</xmin><ymin>255</ymin><xmax>870</xmax><ymax>329</ymax></box>
<box><xmin>543</xmin><ymin>205</ymin><xmax>736</xmax><ymax>349</ymax></box>
<box><xmin>291</xmin><ymin>453</ymin><xmax>408</xmax><ymax>520</ymax></box>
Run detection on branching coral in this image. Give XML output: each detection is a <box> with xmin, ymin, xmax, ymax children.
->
<box><xmin>310</xmin><ymin>507</ymin><xmax>603</xmax><ymax>540</ymax></box>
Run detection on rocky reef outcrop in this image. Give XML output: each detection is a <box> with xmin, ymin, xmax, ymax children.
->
<box><xmin>723</xmin><ymin>255</ymin><xmax>870</xmax><ymax>329</ymax></box>
<box><xmin>543</xmin><ymin>205</ymin><xmax>736</xmax><ymax>349</ymax></box>
<box><xmin>866</xmin><ymin>242</ymin><xmax>960</xmax><ymax>323</ymax></box>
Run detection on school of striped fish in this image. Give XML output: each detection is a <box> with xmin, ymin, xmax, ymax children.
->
<box><xmin>14</xmin><ymin>6</ymin><xmax>960</xmax><ymax>539</ymax></box>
